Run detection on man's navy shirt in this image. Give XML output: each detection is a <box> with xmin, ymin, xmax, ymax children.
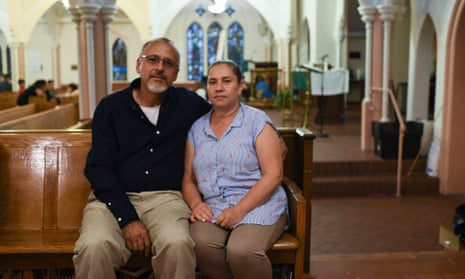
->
<box><xmin>85</xmin><ymin>78</ymin><xmax>211</xmax><ymax>228</ymax></box>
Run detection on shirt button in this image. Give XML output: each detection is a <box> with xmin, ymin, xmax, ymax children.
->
<box><xmin>145</xmin><ymin>170</ymin><xmax>149</xmax><ymax>175</ymax></box>
<box><xmin>107</xmin><ymin>202</ymin><xmax>112</xmax><ymax>206</ymax></box>
<box><xmin>140</xmin><ymin>115</ymin><xmax>144</xmax><ymax>119</ymax></box>
<box><xmin>149</xmin><ymin>148</ymin><xmax>154</xmax><ymax>152</ymax></box>
<box><xmin>156</xmin><ymin>130</ymin><xmax>160</xmax><ymax>135</ymax></box>
<box><xmin>117</xmin><ymin>217</ymin><xmax>122</xmax><ymax>222</ymax></box>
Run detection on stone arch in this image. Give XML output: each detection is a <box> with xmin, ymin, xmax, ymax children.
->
<box><xmin>440</xmin><ymin>0</ymin><xmax>465</xmax><ymax>194</ymax></box>
<box><xmin>407</xmin><ymin>14</ymin><xmax>436</xmax><ymax>121</ymax></box>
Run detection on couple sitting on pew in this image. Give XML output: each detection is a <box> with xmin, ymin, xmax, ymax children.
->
<box><xmin>73</xmin><ymin>37</ymin><xmax>288</xmax><ymax>279</ymax></box>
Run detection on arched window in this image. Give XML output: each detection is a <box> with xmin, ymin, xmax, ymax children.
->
<box><xmin>112</xmin><ymin>38</ymin><xmax>127</xmax><ymax>81</ymax></box>
<box><xmin>227</xmin><ymin>22</ymin><xmax>244</xmax><ymax>69</ymax></box>
<box><xmin>0</xmin><ymin>46</ymin><xmax>3</xmax><ymax>73</ymax></box>
<box><xmin>6</xmin><ymin>46</ymin><xmax>11</xmax><ymax>74</ymax></box>
<box><xmin>207</xmin><ymin>22</ymin><xmax>222</xmax><ymax>67</ymax></box>
<box><xmin>187</xmin><ymin>22</ymin><xmax>204</xmax><ymax>81</ymax></box>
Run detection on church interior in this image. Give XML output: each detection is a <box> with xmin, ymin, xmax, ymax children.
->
<box><xmin>1</xmin><ymin>0</ymin><xmax>465</xmax><ymax>278</ymax></box>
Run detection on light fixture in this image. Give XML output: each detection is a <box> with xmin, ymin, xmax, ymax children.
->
<box><xmin>208</xmin><ymin>0</ymin><xmax>227</xmax><ymax>14</ymax></box>
<box><xmin>61</xmin><ymin>0</ymin><xmax>70</xmax><ymax>9</ymax></box>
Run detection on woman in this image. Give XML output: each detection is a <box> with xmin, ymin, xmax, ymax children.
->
<box><xmin>182</xmin><ymin>59</ymin><xmax>288</xmax><ymax>279</ymax></box>
<box><xmin>16</xmin><ymin>79</ymin><xmax>47</xmax><ymax>106</ymax></box>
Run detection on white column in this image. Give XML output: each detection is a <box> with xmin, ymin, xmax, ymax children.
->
<box><xmin>0</xmin><ymin>46</ymin><xmax>6</xmax><ymax>74</ymax></box>
<box><xmin>377</xmin><ymin>3</ymin><xmax>403</xmax><ymax>122</ymax></box>
<box><xmin>6</xmin><ymin>43</ymin><xmax>18</xmax><ymax>91</ymax></box>
<box><xmin>101</xmin><ymin>4</ymin><xmax>117</xmax><ymax>95</ymax></box>
<box><xmin>78</xmin><ymin>4</ymin><xmax>100</xmax><ymax>116</ymax></box>
<box><xmin>69</xmin><ymin>6</ymin><xmax>84</xmax><ymax>117</ymax></box>
<box><xmin>334</xmin><ymin>16</ymin><xmax>346</xmax><ymax>69</ymax></box>
<box><xmin>357</xmin><ymin>4</ymin><xmax>376</xmax><ymax>102</ymax></box>
<box><xmin>7</xmin><ymin>43</ymin><xmax>21</xmax><ymax>91</ymax></box>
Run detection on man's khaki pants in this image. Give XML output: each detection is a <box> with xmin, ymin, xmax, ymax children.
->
<box><xmin>73</xmin><ymin>191</ymin><xmax>195</xmax><ymax>279</ymax></box>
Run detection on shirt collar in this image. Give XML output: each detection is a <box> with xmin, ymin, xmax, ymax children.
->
<box><xmin>207</xmin><ymin>102</ymin><xmax>245</xmax><ymax>128</ymax></box>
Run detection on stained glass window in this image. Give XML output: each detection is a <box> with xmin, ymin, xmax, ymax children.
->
<box><xmin>227</xmin><ymin>22</ymin><xmax>244</xmax><ymax>70</ymax></box>
<box><xmin>6</xmin><ymin>47</ymin><xmax>10</xmax><ymax>75</ymax></box>
<box><xmin>207</xmin><ymin>22</ymin><xmax>222</xmax><ymax>67</ymax></box>
<box><xmin>187</xmin><ymin>22</ymin><xmax>204</xmax><ymax>80</ymax></box>
<box><xmin>0</xmin><ymin>46</ymin><xmax>3</xmax><ymax>74</ymax></box>
<box><xmin>112</xmin><ymin>38</ymin><xmax>127</xmax><ymax>81</ymax></box>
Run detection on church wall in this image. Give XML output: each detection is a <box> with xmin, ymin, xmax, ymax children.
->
<box><xmin>26</xmin><ymin>19</ymin><xmax>55</xmax><ymax>85</ymax></box>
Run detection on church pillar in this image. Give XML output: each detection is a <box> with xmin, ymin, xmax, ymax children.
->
<box><xmin>100</xmin><ymin>3</ymin><xmax>117</xmax><ymax>96</ymax></box>
<box><xmin>68</xmin><ymin>5</ymin><xmax>87</xmax><ymax>119</ymax></box>
<box><xmin>377</xmin><ymin>0</ymin><xmax>405</xmax><ymax>122</ymax></box>
<box><xmin>0</xmin><ymin>46</ymin><xmax>7</xmax><ymax>74</ymax></box>
<box><xmin>358</xmin><ymin>2</ymin><xmax>377</xmax><ymax>150</ymax></box>
<box><xmin>7</xmin><ymin>42</ymin><xmax>26</xmax><ymax>92</ymax></box>
<box><xmin>78</xmin><ymin>3</ymin><xmax>100</xmax><ymax>119</ymax></box>
<box><xmin>334</xmin><ymin>16</ymin><xmax>346</xmax><ymax>69</ymax></box>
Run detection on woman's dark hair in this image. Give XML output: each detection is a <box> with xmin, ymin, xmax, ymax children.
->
<box><xmin>208</xmin><ymin>59</ymin><xmax>243</xmax><ymax>83</ymax></box>
<box><xmin>69</xmin><ymin>83</ymin><xmax>78</xmax><ymax>91</ymax></box>
<box><xmin>32</xmin><ymin>79</ymin><xmax>46</xmax><ymax>89</ymax></box>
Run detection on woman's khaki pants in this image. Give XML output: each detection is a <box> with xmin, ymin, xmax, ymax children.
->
<box><xmin>190</xmin><ymin>214</ymin><xmax>287</xmax><ymax>279</ymax></box>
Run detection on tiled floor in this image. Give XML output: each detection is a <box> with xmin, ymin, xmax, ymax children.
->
<box><xmin>264</xmin><ymin>104</ymin><xmax>465</xmax><ymax>278</ymax></box>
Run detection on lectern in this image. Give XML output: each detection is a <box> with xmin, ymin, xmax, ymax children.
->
<box><xmin>298</xmin><ymin>64</ymin><xmax>329</xmax><ymax>137</ymax></box>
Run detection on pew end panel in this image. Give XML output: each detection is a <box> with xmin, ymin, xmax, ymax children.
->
<box><xmin>279</xmin><ymin>126</ymin><xmax>315</xmax><ymax>274</ymax></box>
<box><xmin>0</xmin><ymin>130</ymin><xmax>92</xmax><ymax>231</ymax></box>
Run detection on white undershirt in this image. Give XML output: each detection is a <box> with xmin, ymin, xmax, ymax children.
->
<box><xmin>140</xmin><ymin>105</ymin><xmax>160</xmax><ymax>125</ymax></box>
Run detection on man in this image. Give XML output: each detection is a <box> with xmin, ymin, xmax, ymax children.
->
<box><xmin>0</xmin><ymin>73</ymin><xmax>12</xmax><ymax>92</ymax></box>
<box><xmin>72</xmin><ymin>37</ymin><xmax>211</xmax><ymax>279</ymax></box>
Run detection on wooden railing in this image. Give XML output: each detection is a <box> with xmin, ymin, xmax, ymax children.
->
<box><xmin>371</xmin><ymin>87</ymin><xmax>406</xmax><ymax>197</ymax></box>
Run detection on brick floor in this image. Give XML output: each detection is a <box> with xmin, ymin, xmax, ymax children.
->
<box><xmin>310</xmin><ymin>195</ymin><xmax>465</xmax><ymax>255</ymax></box>
<box><xmin>262</xmin><ymin>103</ymin><xmax>465</xmax><ymax>278</ymax></box>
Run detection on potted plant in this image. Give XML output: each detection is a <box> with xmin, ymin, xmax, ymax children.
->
<box><xmin>274</xmin><ymin>87</ymin><xmax>296</xmax><ymax>120</ymax></box>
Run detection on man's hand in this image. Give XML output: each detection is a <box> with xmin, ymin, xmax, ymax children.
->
<box><xmin>122</xmin><ymin>220</ymin><xmax>151</xmax><ymax>256</ymax></box>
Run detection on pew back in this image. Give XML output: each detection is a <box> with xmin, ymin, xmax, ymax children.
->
<box><xmin>0</xmin><ymin>103</ymin><xmax>79</xmax><ymax>130</ymax></box>
<box><xmin>0</xmin><ymin>103</ymin><xmax>36</xmax><ymax>124</ymax></box>
<box><xmin>0</xmin><ymin>92</ymin><xmax>18</xmax><ymax>110</ymax></box>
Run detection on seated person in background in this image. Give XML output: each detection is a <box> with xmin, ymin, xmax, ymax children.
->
<box><xmin>182</xmin><ymin>59</ymin><xmax>288</xmax><ymax>279</ymax></box>
<box><xmin>56</xmin><ymin>82</ymin><xmax>78</xmax><ymax>97</ymax></box>
<box><xmin>17</xmin><ymin>79</ymin><xmax>47</xmax><ymax>106</ymax></box>
<box><xmin>0</xmin><ymin>73</ymin><xmax>12</xmax><ymax>93</ymax></box>
<box><xmin>17</xmin><ymin>79</ymin><xmax>26</xmax><ymax>95</ymax></box>
<box><xmin>55</xmin><ymin>83</ymin><xmax>79</xmax><ymax>105</ymax></box>
<box><xmin>45</xmin><ymin>79</ymin><xmax>56</xmax><ymax>101</ymax></box>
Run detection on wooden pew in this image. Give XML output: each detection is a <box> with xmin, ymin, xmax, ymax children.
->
<box><xmin>0</xmin><ymin>128</ymin><xmax>314</xmax><ymax>279</ymax></box>
<box><xmin>28</xmin><ymin>95</ymin><xmax>57</xmax><ymax>111</ymax></box>
<box><xmin>0</xmin><ymin>103</ymin><xmax>79</xmax><ymax>130</ymax></box>
<box><xmin>280</xmin><ymin>127</ymin><xmax>315</xmax><ymax>274</ymax></box>
<box><xmin>0</xmin><ymin>92</ymin><xmax>18</xmax><ymax>110</ymax></box>
<box><xmin>0</xmin><ymin>103</ymin><xmax>36</xmax><ymax>124</ymax></box>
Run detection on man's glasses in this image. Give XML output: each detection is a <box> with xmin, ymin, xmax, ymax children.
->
<box><xmin>140</xmin><ymin>54</ymin><xmax>178</xmax><ymax>70</ymax></box>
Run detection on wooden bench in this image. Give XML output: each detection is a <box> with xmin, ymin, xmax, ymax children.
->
<box><xmin>0</xmin><ymin>129</ymin><xmax>314</xmax><ymax>279</ymax></box>
<box><xmin>0</xmin><ymin>104</ymin><xmax>36</xmax><ymax>124</ymax></box>
<box><xmin>0</xmin><ymin>103</ymin><xmax>79</xmax><ymax>130</ymax></box>
<box><xmin>0</xmin><ymin>92</ymin><xmax>18</xmax><ymax>110</ymax></box>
